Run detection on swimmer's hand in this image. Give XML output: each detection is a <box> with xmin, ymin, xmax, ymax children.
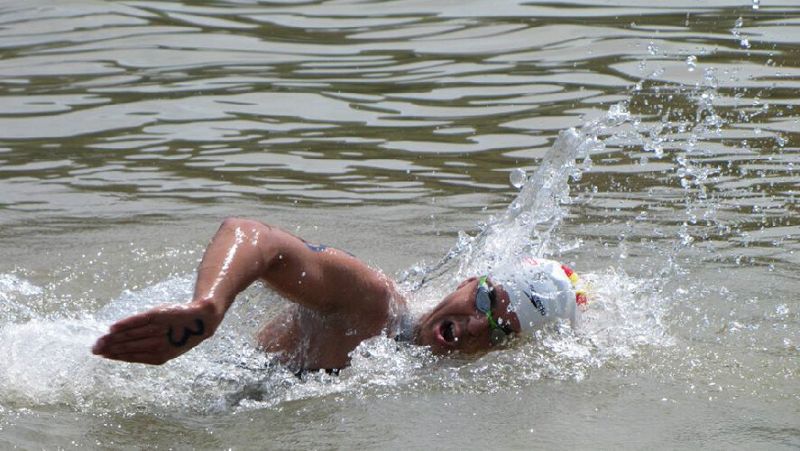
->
<box><xmin>91</xmin><ymin>301</ymin><xmax>221</xmax><ymax>365</ymax></box>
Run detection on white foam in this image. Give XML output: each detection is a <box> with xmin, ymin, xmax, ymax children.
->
<box><xmin>0</xmin><ymin>274</ymin><xmax>42</xmax><ymax>322</ymax></box>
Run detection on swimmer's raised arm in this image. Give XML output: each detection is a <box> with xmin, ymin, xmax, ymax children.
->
<box><xmin>92</xmin><ymin>217</ymin><xmax>391</xmax><ymax>365</ymax></box>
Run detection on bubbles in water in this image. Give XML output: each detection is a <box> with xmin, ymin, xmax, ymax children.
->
<box><xmin>686</xmin><ymin>55</ymin><xmax>697</xmax><ymax>72</ymax></box>
<box><xmin>509</xmin><ymin>168</ymin><xmax>527</xmax><ymax>189</ymax></box>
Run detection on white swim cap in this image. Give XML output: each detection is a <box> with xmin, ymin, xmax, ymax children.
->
<box><xmin>492</xmin><ymin>257</ymin><xmax>581</xmax><ymax>333</ymax></box>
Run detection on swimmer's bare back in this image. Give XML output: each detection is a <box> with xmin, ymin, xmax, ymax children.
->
<box><xmin>92</xmin><ymin>218</ymin><xmax>404</xmax><ymax>369</ymax></box>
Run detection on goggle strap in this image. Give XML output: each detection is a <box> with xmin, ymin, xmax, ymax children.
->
<box><xmin>478</xmin><ymin>276</ymin><xmax>499</xmax><ymax>329</ymax></box>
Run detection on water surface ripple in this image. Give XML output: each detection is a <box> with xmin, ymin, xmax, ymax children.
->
<box><xmin>1</xmin><ymin>1</ymin><xmax>796</xmax><ymax>222</ymax></box>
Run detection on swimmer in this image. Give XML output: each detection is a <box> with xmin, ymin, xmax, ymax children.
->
<box><xmin>92</xmin><ymin>218</ymin><xmax>585</xmax><ymax>370</ymax></box>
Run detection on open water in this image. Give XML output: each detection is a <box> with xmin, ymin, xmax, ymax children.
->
<box><xmin>0</xmin><ymin>0</ymin><xmax>798</xmax><ymax>449</ymax></box>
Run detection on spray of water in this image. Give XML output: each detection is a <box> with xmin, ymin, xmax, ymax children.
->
<box><xmin>400</xmin><ymin>101</ymin><xmax>630</xmax><ymax>293</ymax></box>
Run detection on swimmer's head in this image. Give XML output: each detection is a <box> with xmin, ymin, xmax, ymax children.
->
<box><xmin>493</xmin><ymin>257</ymin><xmax>579</xmax><ymax>334</ymax></box>
<box><xmin>413</xmin><ymin>258</ymin><xmax>580</xmax><ymax>355</ymax></box>
<box><xmin>413</xmin><ymin>276</ymin><xmax>521</xmax><ymax>355</ymax></box>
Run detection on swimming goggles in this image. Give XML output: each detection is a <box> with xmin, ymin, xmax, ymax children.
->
<box><xmin>476</xmin><ymin>276</ymin><xmax>514</xmax><ymax>346</ymax></box>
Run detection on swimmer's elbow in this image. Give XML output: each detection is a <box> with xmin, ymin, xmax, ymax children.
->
<box><xmin>219</xmin><ymin>216</ymin><xmax>269</xmax><ymax>232</ymax></box>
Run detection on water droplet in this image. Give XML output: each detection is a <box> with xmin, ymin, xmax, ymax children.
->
<box><xmin>703</xmin><ymin>67</ymin><xmax>714</xmax><ymax>82</ymax></box>
<box><xmin>509</xmin><ymin>168</ymin><xmax>527</xmax><ymax>189</ymax></box>
<box><xmin>686</xmin><ymin>55</ymin><xmax>697</xmax><ymax>71</ymax></box>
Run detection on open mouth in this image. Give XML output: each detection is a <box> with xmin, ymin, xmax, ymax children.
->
<box><xmin>440</xmin><ymin>320</ymin><xmax>457</xmax><ymax>345</ymax></box>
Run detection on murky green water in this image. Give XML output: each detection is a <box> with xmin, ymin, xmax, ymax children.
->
<box><xmin>1</xmin><ymin>0</ymin><xmax>798</xmax><ymax>449</ymax></box>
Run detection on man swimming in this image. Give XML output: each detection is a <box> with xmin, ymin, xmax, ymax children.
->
<box><xmin>92</xmin><ymin>218</ymin><xmax>583</xmax><ymax>370</ymax></box>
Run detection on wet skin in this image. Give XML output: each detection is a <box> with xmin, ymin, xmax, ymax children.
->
<box><xmin>415</xmin><ymin>277</ymin><xmax>521</xmax><ymax>355</ymax></box>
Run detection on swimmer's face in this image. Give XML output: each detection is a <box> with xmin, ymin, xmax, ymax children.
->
<box><xmin>414</xmin><ymin>277</ymin><xmax>521</xmax><ymax>355</ymax></box>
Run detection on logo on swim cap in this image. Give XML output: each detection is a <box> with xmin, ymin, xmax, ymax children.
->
<box><xmin>491</xmin><ymin>258</ymin><xmax>579</xmax><ymax>334</ymax></box>
<box><xmin>522</xmin><ymin>287</ymin><xmax>547</xmax><ymax>317</ymax></box>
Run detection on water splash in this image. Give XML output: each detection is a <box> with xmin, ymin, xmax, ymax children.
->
<box><xmin>459</xmin><ymin>127</ymin><xmax>584</xmax><ymax>274</ymax></box>
<box><xmin>391</xmin><ymin>100</ymin><xmax>687</xmax><ymax>386</ymax></box>
<box><xmin>402</xmin><ymin>103</ymin><xmax>629</xmax><ymax>290</ymax></box>
<box><xmin>0</xmin><ymin>274</ymin><xmax>41</xmax><ymax>322</ymax></box>
<box><xmin>395</xmin><ymin>55</ymin><xmax>748</xmax><ymax>381</ymax></box>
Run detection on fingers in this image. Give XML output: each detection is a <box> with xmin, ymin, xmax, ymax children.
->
<box><xmin>108</xmin><ymin>311</ymin><xmax>155</xmax><ymax>333</ymax></box>
<box><xmin>92</xmin><ymin>324</ymin><xmax>160</xmax><ymax>354</ymax></box>
<box><xmin>108</xmin><ymin>304</ymin><xmax>197</xmax><ymax>334</ymax></box>
<box><xmin>92</xmin><ymin>332</ymin><xmax>164</xmax><ymax>355</ymax></box>
<box><xmin>103</xmin><ymin>324</ymin><xmax>161</xmax><ymax>343</ymax></box>
<box><xmin>101</xmin><ymin>336</ymin><xmax>166</xmax><ymax>356</ymax></box>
